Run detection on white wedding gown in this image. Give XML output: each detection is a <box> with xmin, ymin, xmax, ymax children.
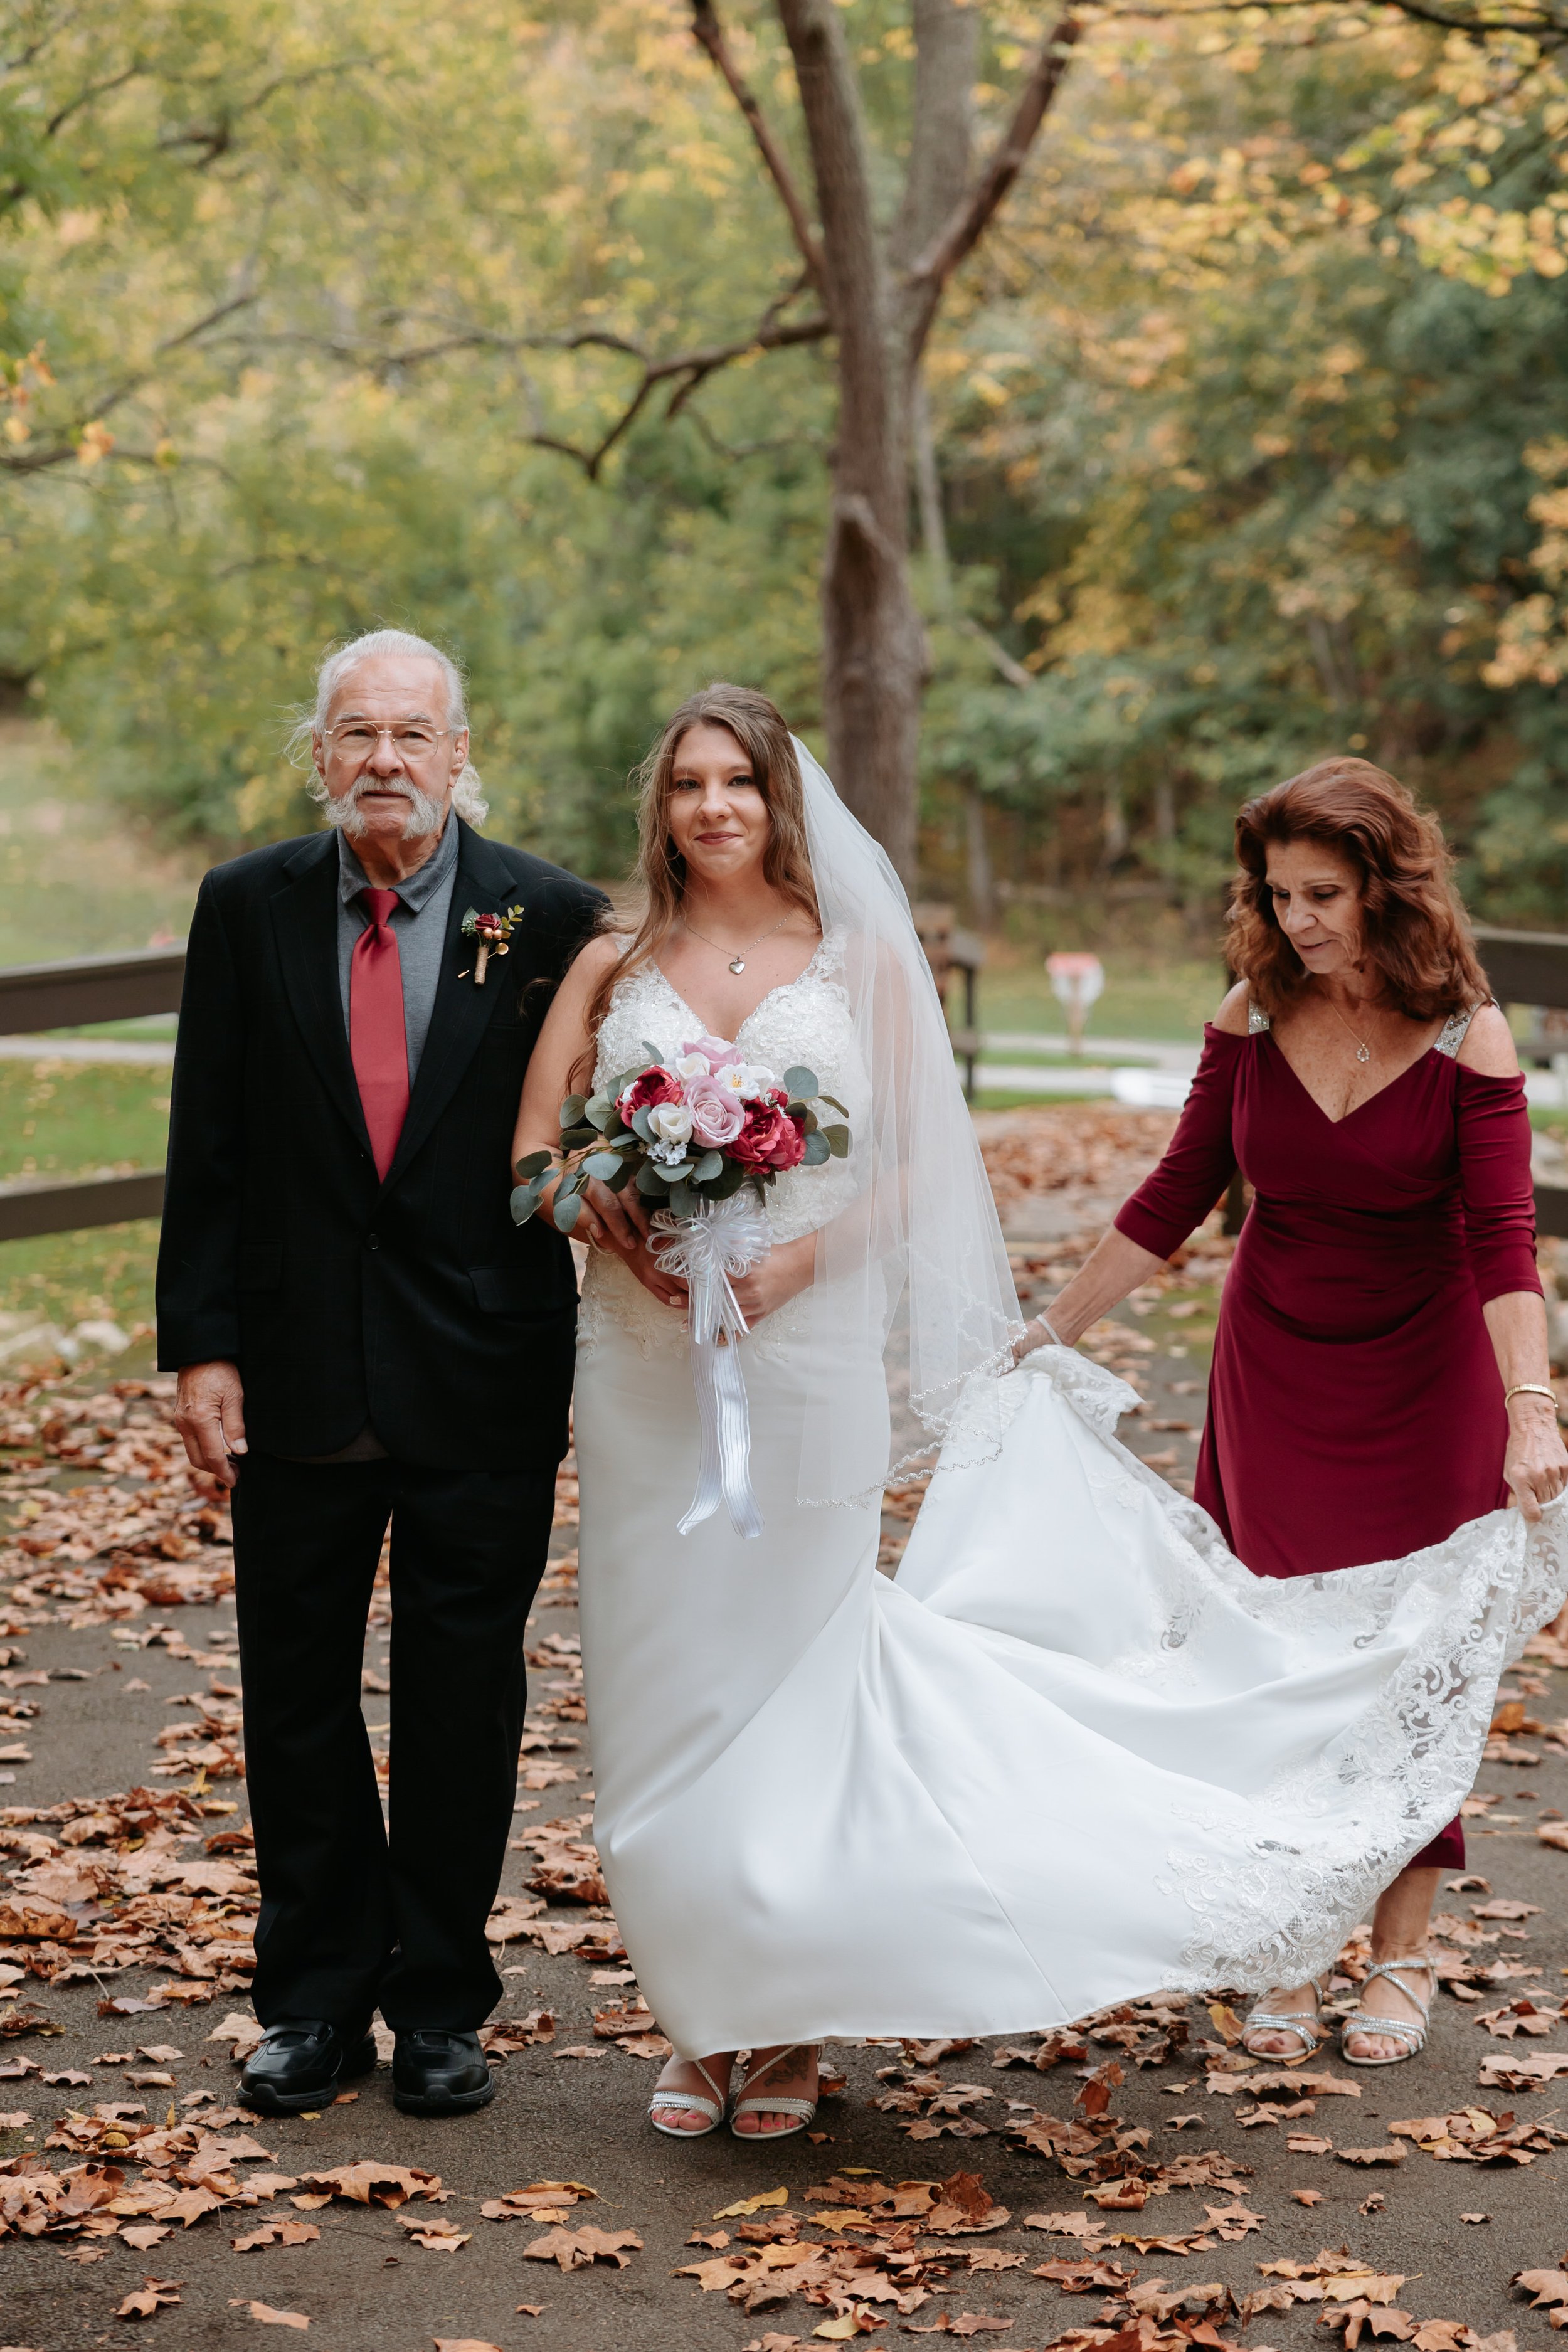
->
<box><xmin>573</xmin><ymin>947</ymin><xmax>1568</xmax><ymax>2060</ymax></box>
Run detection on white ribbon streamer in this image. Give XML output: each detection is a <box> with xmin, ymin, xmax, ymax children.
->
<box><xmin>650</xmin><ymin>1190</ymin><xmax>772</xmax><ymax>1539</ymax></box>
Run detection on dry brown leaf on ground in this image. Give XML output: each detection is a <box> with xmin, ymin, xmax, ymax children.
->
<box><xmin>718</xmin><ymin>2187</ymin><xmax>792</xmax><ymax>2218</ymax></box>
<box><xmin>117</xmin><ymin>2277</ymin><xmax>182</xmax><ymax>2319</ymax></box>
<box><xmin>228</xmin><ymin>2302</ymin><xmax>310</xmax><ymax>2328</ymax></box>
<box><xmin>1389</xmin><ymin>2108</ymin><xmax>1565</xmax><ymax>2161</ymax></box>
<box><xmin>401</xmin><ymin>2221</ymin><xmax>470</xmax><ymax>2251</ymax></box>
<box><xmin>521</xmin><ymin>2223</ymin><xmax>642</xmax><ymax>2269</ymax></box>
<box><xmin>1032</xmin><ymin>2261</ymin><xmax>1140</xmax><ymax>2296</ymax></box>
<box><xmin>1478</xmin><ymin>2051</ymin><xmax>1568</xmax><ymax>2089</ymax></box>
<box><xmin>1207</xmin><ymin>2070</ymin><xmax>1361</xmax><ymax>2099</ymax></box>
<box><xmin>1512</xmin><ymin>2268</ymin><xmax>1568</xmax><ymax>2321</ymax></box>
<box><xmin>1475</xmin><ymin>2000</ymin><xmax>1559</xmax><ymax>2038</ymax></box>
<box><xmin>1537</xmin><ymin>1821</ymin><xmax>1568</xmax><ymax>1851</ymax></box>
<box><xmin>1319</xmin><ymin>2302</ymin><xmax>1416</xmax><ymax>2346</ymax></box>
<box><xmin>294</xmin><ymin>2163</ymin><xmax>442</xmax><ymax>2207</ymax></box>
<box><xmin>480</xmin><ymin>2179</ymin><xmax>596</xmax><ymax>2222</ymax></box>
<box><xmin>1320</xmin><ymin>2275</ymin><xmax>1407</xmax><ymax>2304</ymax></box>
<box><xmin>1336</xmin><ymin>2148</ymin><xmax>1407</xmax><ymax>2168</ymax></box>
<box><xmin>477</xmin><ymin>2011</ymin><xmax>554</xmax><ymax>2057</ymax></box>
<box><xmin>433</xmin><ymin>2341</ymin><xmax>504</xmax><ymax>2351</ymax></box>
<box><xmin>231</xmin><ymin>2220</ymin><xmax>319</xmax><ymax>2250</ymax></box>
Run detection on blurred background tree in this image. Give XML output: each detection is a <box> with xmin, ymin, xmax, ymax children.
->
<box><xmin>0</xmin><ymin>0</ymin><xmax>1565</xmax><ymax>930</ymax></box>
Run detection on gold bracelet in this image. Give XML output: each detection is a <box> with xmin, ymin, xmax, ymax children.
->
<box><xmin>1504</xmin><ymin>1382</ymin><xmax>1558</xmax><ymax>1409</ymax></box>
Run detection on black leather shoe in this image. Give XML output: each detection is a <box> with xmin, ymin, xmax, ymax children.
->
<box><xmin>391</xmin><ymin>2028</ymin><xmax>495</xmax><ymax>2115</ymax></box>
<box><xmin>240</xmin><ymin>2019</ymin><xmax>376</xmax><ymax>2115</ymax></box>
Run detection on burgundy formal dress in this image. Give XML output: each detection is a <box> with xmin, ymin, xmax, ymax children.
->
<box><xmin>1115</xmin><ymin>1003</ymin><xmax>1542</xmax><ymax>1871</ymax></box>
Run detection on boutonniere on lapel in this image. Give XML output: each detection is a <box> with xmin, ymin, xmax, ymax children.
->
<box><xmin>460</xmin><ymin>903</ymin><xmax>524</xmax><ymax>985</ymax></box>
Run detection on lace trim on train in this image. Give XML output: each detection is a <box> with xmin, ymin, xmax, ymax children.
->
<box><xmin>1018</xmin><ymin>1346</ymin><xmax>1568</xmax><ymax>1994</ymax></box>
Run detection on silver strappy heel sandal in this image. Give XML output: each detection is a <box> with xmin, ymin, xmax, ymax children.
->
<box><xmin>729</xmin><ymin>2043</ymin><xmax>818</xmax><ymax>2141</ymax></box>
<box><xmin>1241</xmin><ymin>1975</ymin><xmax>1328</xmax><ymax>2060</ymax></box>
<box><xmin>647</xmin><ymin>2057</ymin><xmax>730</xmax><ymax>2137</ymax></box>
<box><xmin>1340</xmin><ymin>1956</ymin><xmax>1433</xmax><ymax>2067</ymax></box>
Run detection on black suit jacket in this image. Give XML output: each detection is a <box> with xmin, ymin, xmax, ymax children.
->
<box><xmin>156</xmin><ymin>820</ymin><xmax>605</xmax><ymax>1469</ymax></box>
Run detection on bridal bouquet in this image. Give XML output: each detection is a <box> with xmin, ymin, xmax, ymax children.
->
<box><xmin>512</xmin><ymin>1032</ymin><xmax>852</xmax><ymax>1542</ymax></box>
<box><xmin>510</xmin><ymin>1031</ymin><xmax>850</xmax><ymax>1235</ymax></box>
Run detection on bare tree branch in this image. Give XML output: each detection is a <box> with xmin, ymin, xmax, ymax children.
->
<box><xmin>1158</xmin><ymin>0</ymin><xmax>1568</xmax><ymax>43</ymax></box>
<box><xmin>691</xmin><ymin>0</ymin><xmax>826</xmax><ymax>291</ymax></box>
<box><xmin>906</xmin><ymin>12</ymin><xmax>1084</xmax><ymax>358</ymax></box>
<box><xmin>158</xmin><ymin>56</ymin><xmax>386</xmax><ymax>168</ymax></box>
<box><xmin>45</xmin><ymin>59</ymin><xmax>144</xmax><ymax>139</ymax></box>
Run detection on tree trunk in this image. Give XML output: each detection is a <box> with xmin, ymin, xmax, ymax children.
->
<box><xmin>757</xmin><ymin>0</ymin><xmax>1074</xmax><ymax>882</ymax></box>
<box><xmin>777</xmin><ymin>0</ymin><xmax>930</xmax><ymax>884</ymax></box>
<box><xmin>964</xmin><ymin>782</ymin><xmax>996</xmax><ymax>928</ymax></box>
<box><xmin>818</xmin><ymin>485</ymin><xmax>930</xmax><ymax>886</ymax></box>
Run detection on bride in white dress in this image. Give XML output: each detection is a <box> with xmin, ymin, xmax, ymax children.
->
<box><xmin>514</xmin><ymin>683</ymin><xmax>1568</xmax><ymax>2144</ymax></box>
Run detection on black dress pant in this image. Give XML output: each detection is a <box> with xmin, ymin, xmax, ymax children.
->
<box><xmin>230</xmin><ymin>1450</ymin><xmax>555</xmax><ymax>2030</ymax></box>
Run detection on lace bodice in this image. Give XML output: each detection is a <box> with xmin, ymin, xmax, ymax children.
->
<box><xmin>580</xmin><ymin>933</ymin><xmax>869</xmax><ymax>1356</ymax></box>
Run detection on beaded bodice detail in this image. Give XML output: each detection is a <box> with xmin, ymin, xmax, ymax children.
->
<box><xmin>580</xmin><ymin>933</ymin><xmax>868</xmax><ymax>1356</ymax></box>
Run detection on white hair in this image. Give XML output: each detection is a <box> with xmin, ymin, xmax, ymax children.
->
<box><xmin>287</xmin><ymin>627</ymin><xmax>488</xmax><ymax>825</ymax></box>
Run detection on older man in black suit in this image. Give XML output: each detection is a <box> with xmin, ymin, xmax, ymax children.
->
<box><xmin>157</xmin><ymin>629</ymin><xmax>602</xmax><ymax>2116</ymax></box>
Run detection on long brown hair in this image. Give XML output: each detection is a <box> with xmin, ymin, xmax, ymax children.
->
<box><xmin>579</xmin><ymin>682</ymin><xmax>820</xmax><ymax>1056</ymax></box>
<box><xmin>1228</xmin><ymin>757</ymin><xmax>1488</xmax><ymax>1021</ymax></box>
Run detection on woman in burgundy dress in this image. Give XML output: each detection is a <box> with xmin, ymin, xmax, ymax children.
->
<box><xmin>1027</xmin><ymin>758</ymin><xmax>1567</xmax><ymax>2065</ymax></box>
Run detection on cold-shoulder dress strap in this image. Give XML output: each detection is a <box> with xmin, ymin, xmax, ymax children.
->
<box><xmin>1433</xmin><ymin>999</ymin><xmax>1497</xmax><ymax>1059</ymax></box>
<box><xmin>1248</xmin><ymin>1002</ymin><xmax>1271</xmax><ymax>1034</ymax></box>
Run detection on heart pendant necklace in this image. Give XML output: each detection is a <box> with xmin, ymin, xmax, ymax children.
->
<box><xmin>684</xmin><ymin>911</ymin><xmax>792</xmax><ymax>975</ymax></box>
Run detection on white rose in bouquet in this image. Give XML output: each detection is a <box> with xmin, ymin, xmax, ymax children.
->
<box><xmin>647</xmin><ymin>1101</ymin><xmax>696</xmax><ymax>1162</ymax></box>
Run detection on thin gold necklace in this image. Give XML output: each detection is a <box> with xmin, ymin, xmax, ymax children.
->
<box><xmin>682</xmin><ymin>911</ymin><xmax>792</xmax><ymax>975</ymax></box>
<box><xmin>1327</xmin><ymin>996</ymin><xmax>1373</xmax><ymax>1065</ymax></box>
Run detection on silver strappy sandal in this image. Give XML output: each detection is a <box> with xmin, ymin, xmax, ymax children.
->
<box><xmin>1241</xmin><ymin>1975</ymin><xmax>1328</xmax><ymax>2060</ymax></box>
<box><xmin>729</xmin><ymin>2043</ymin><xmax>818</xmax><ymax>2141</ymax></box>
<box><xmin>1340</xmin><ymin>1956</ymin><xmax>1433</xmax><ymax>2067</ymax></box>
<box><xmin>648</xmin><ymin>2057</ymin><xmax>730</xmax><ymax>2137</ymax></box>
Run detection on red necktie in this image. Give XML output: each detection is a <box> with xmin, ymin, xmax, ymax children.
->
<box><xmin>350</xmin><ymin>887</ymin><xmax>410</xmax><ymax>1180</ymax></box>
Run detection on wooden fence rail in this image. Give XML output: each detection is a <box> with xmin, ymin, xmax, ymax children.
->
<box><xmin>0</xmin><ymin>945</ymin><xmax>184</xmax><ymax>1244</ymax></box>
<box><xmin>0</xmin><ymin>922</ymin><xmax>1564</xmax><ymax>1247</ymax></box>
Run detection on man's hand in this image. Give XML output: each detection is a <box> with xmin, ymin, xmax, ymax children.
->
<box><xmin>174</xmin><ymin>1360</ymin><xmax>248</xmax><ymax>1489</ymax></box>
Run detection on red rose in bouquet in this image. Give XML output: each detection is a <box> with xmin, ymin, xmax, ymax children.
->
<box><xmin>618</xmin><ymin>1065</ymin><xmax>683</xmax><ymax>1115</ymax></box>
<box><xmin>729</xmin><ymin>1091</ymin><xmax>808</xmax><ymax>1173</ymax></box>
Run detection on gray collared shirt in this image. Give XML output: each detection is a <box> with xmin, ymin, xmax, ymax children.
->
<box><xmin>336</xmin><ymin>815</ymin><xmax>460</xmax><ymax>1084</ymax></box>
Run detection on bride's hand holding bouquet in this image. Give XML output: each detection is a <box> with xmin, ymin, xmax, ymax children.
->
<box><xmin>511</xmin><ymin>1029</ymin><xmax>848</xmax><ymax>1321</ymax></box>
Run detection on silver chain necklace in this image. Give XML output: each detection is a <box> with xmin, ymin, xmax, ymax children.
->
<box><xmin>1327</xmin><ymin>997</ymin><xmax>1373</xmax><ymax>1064</ymax></box>
<box><xmin>682</xmin><ymin>911</ymin><xmax>792</xmax><ymax>975</ymax></box>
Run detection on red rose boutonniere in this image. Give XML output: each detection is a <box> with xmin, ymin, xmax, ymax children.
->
<box><xmin>460</xmin><ymin>903</ymin><xmax>524</xmax><ymax>984</ymax></box>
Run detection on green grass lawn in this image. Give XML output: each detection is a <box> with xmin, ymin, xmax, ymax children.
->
<box><xmin>0</xmin><ymin>1220</ymin><xmax>161</xmax><ymax>1351</ymax></box>
<box><xmin>976</xmin><ymin>946</ymin><xmax>1226</xmax><ymax>1043</ymax></box>
<box><xmin>0</xmin><ymin>1057</ymin><xmax>170</xmax><ymax>1182</ymax></box>
<box><xmin>0</xmin><ymin>1057</ymin><xmax>167</xmax><ymax>1353</ymax></box>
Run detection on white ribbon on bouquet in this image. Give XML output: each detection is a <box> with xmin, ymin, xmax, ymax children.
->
<box><xmin>649</xmin><ymin>1190</ymin><xmax>772</xmax><ymax>1540</ymax></box>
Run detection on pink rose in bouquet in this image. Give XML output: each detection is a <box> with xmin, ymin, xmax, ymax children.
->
<box><xmin>619</xmin><ymin>1065</ymin><xmax>683</xmax><ymax>1115</ymax></box>
<box><xmin>677</xmin><ymin>1032</ymin><xmax>743</xmax><ymax>1074</ymax></box>
<box><xmin>730</xmin><ymin>1093</ymin><xmax>808</xmax><ymax>1173</ymax></box>
<box><xmin>686</xmin><ymin>1079</ymin><xmax>746</xmax><ymax>1148</ymax></box>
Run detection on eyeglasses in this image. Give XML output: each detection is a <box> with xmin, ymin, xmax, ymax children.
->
<box><xmin>324</xmin><ymin>719</ymin><xmax>454</xmax><ymax>761</ymax></box>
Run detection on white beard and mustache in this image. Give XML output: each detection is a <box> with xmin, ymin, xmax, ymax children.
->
<box><xmin>324</xmin><ymin>773</ymin><xmax>448</xmax><ymax>842</ymax></box>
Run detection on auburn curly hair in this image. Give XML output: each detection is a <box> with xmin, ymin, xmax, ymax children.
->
<box><xmin>1227</xmin><ymin>758</ymin><xmax>1488</xmax><ymax>1022</ymax></box>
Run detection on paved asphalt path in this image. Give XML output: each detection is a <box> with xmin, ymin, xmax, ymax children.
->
<box><xmin>3</xmin><ymin>1338</ymin><xmax>1567</xmax><ymax>2352</ymax></box>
